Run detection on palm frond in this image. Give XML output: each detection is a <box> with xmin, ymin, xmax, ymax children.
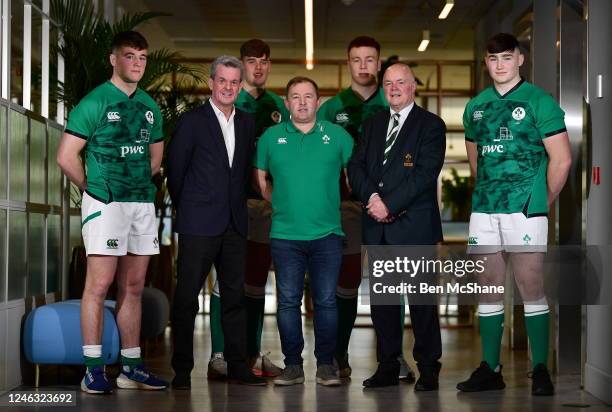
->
<box><xmin>140</xmin><ymin>49</ymin><xmax>206</xmax><ymax>90</ymax></box>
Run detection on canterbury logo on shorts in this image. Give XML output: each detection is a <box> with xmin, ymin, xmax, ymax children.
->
<box><xmin>106</xmin><ymin>239</ymin><xmax>119</xmax><ymax>249</ymax></box>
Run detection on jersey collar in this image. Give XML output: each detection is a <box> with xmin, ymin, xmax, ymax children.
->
<box><xmin>285</xmin><ymin>120</ymin><xmax>323</xmax><ymax>135</ymax></box>
<box><xmin>240</xmin><ymin>88</ymin><xmax>267</xmax><ymax>102</ymax></box>
<box><xmin>107</xmin><ymin>80</ymin><xmax>139</xmax><ymax>99</ymax></box>
<box><xmin>346</xmin><ymin>86</ymin><xmax>382</xmax><ymax>104</ymax></box>
<box><xmin>494</xmin><ymin>77</ymin><xmax>525</xmax><ymax>99</ymax></box>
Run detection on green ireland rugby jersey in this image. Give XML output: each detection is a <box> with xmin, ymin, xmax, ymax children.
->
<box><xmin>235</xmin><ymin>89</ymin><xmax>289</xmax><ymax>137</ymax></box>
<box><xmin>317</xmin><ymin>87</ymin><xmax>387</xmax><ymax>140</ymax></box>
<box><xmin>66</xmin><ymin>81</ymin><xmax>164</xmax><ymax>203</ymax></box>
<box><xmin>463</xmin><ymin>79</ymin><xmax>566</xmax><ymax>216</ymax></box>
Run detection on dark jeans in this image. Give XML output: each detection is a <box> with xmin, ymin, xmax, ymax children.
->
<box><xmin>270</xmin><ymin>234</ymin><xmax>343</xmax><ymax>365</ymax></box>
<box><xmin>171</xmin><ymin>225</ymin><xmax>247</xmax><ymax>377</ymax></box>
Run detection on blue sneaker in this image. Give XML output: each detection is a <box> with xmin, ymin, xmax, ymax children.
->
<box><xmin>81</xmin><ymin>366</ymin><xmax>113</xmax><ymax>394</ymax></box>
<box><xmin>116</xmin><ymin>365</ymin><xmax>169</xmax><ymax>390</ymax></box>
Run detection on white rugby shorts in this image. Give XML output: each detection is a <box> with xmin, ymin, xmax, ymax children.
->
<box><xmin>467</xmin><ymin>212</ymin><xmax>548</xmax><ymax>254</ymax></box>
<box><xmin>81</xmin><ymin>192</ymin><xmax>159</xmax><ymax>256</ymax></box>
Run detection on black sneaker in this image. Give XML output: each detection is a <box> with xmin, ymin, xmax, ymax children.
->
<box><xmin>531</xmin><ymin>363</ymin><xmax>554</xmax><ymax>396</ymax></box>
<box><xmin>457</xmin><ymin>361</ymin><xmax>505</xmax><ymax>392</ymax></box>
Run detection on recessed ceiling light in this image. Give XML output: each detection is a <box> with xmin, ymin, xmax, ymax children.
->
<box><xmin>438</xmin><ymin>0</ymin><xmax>454</xmax><ymax>19</ymax></box>
<box><xmin>417</xmin><ymin>30</ymin><xmax>430</xmax><ymax>52</ymax></box>
<box><xmin>305</xmin><ymin>0</ymin><xmax>314</xmax><ymax>70</ymax></box>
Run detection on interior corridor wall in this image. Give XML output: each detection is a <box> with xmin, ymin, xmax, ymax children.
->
<box><xmin>584</xmin><ymin>0</ymin><xmax>612</xmax><ymax>404</ymax></box>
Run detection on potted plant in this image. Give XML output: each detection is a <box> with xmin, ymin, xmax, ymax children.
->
<box><xmin>441</xmin><ymin>168</ymin><xmax>473</xmax><ymax>222</ymax></box>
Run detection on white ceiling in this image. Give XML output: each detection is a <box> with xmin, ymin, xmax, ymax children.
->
<box><xmin>117</xmin><ymin>0</ymin><xmax>492</xmax><ymax>61</ymax></box>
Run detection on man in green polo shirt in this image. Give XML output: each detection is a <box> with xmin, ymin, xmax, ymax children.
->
<box><xmin>254</xmin><ymin>77</ymin><xmax>354</xmax><ymax>387</ymax></box>
<box><xmin>207</xmin><ymin>39</ymin><xmax>287</xmax><ymax>379</ymax></box>
<box><xmin>317</xmin><ymin>36</ymin><xmax>413</xmax><ymax>382</ymax></box>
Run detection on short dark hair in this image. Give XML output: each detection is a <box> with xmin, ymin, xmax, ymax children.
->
<box><xmin>286</xmin><ymin>76</ymin><xmax>319</xmax><ymax>98</ymax></box>
<box><xmin>111</xmin><ymin>30</ymin><xmax>148</xmax><ymax>52</ymax></box>
<box><xmin>240</xmin><ymin>39</ymin><xmax>271</xmax><ymax>59</ymax></box>
<box><xmin>347</xmin><ymin>36</ymin><xmax>381</xmax><ymax>56</ymax></box>
<box><xmin>486</xmin><ymin>33</ymin><xmax>520</xmax><ymax>54</ymax></box>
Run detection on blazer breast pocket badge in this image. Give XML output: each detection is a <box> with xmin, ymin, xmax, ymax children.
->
<box><xmin>403</xmin><ymin>153</ymin><xmax>414</xmax><ymax>168</ymax></box>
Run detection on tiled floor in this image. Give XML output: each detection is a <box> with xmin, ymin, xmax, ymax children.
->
<box><xmin>11</xmin><ymin>313</ymin><xmax>608</xmax><ymax>411</ymax></box>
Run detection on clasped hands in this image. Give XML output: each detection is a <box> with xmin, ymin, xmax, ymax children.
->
<box><xmin>367</xmin><ymin>194</ymin><xmax>395</xmax><ymax>223</ymax></box>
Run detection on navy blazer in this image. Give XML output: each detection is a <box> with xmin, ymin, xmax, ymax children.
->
<box><xmin>347</xmin><ymin>104</ymin><xmax>446</xmax><ymax>245</ymax></box>
<box><xmin>166</xmin><ymin>100</ymin><xmax>256</xmax><ymax>237</ymax></box>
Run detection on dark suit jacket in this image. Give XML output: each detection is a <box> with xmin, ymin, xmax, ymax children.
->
<box><xmin>348</xmin><ymin>104</ymin><xmax>446</xmax><ymax>245</ymax></box>
<box><xmin>166</xmin><ymin>100</ymin><xmax>256</xmax><ymax>237</ymax></box>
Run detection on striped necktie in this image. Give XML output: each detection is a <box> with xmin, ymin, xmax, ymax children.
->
<box><xmin>383</xmin><ymin>113</ymin><xmax>401</xmax><ymax>165</ymax></box>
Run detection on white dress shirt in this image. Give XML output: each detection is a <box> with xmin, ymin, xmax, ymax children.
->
<box><xmin>210</xmin><ymin>99</ymin><xmax>236</xmax><ymax>167</ymax></box>
<box><xmin>386</xmin><ymin>101</ymin><xmax>414</xmax><ymax>136</ymax></box>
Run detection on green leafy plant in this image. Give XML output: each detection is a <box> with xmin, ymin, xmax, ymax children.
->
<box><xmin>51</xmin><ymin>0</ymin><xmax>205</xmax><ymax>112</ymax></box>
<box><xmin>441</xmin><ymin>168</ymin><xmax>473</xmax><ymax>221</ymax></box>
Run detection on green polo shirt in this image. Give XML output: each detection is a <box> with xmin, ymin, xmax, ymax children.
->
<box><xmin>254</xmin><ymin>120</ymin><xmax>354</xmax><ymax>241</ymax></box>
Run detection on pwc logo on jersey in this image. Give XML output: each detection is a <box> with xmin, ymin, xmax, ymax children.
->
<box><xmin>107</xmin><ymin>112</ymin><xmax>121</xmax><ymax>122</ymax></box>
<box><xmin>482</xmin><ymin>144</ymin><xmax>505</xmax><ymax>155</ymax></box>
<box><xmin>120</xmin><ymin>145</ymin><xmax>145</xmax><ymax>157</ymax></box>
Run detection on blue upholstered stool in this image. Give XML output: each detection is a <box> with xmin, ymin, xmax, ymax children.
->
<box><xmin>23</xmin><ymin>300</ymin><xmax>120</xmax><ymax>386</ymax></box>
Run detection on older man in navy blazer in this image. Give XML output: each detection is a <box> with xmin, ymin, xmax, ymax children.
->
<box><xmin>166</xmin><ymin>55</ymin><xmax>265</xmax><ymax>388</ymax></box>
<box><xmin>348</xmin><ymin>63</ymin><xmax>445</xmax><ymax>390</ymax></box>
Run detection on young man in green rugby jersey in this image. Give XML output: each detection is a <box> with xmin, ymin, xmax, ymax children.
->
<box><xmin>457</xmin><ymin>33</ymin><xmax>572</xmax><ymax>396</ymax></box>
<box><xmin>318</xmin><ymin>36</ymin><xmax>414</xmax><ymax>382</ymax></box>
<box><xmin>207</xmin><ymin>39</ymin><xmax>287</xmax><ymax>379</ymax></box>
<box><xmin>56</xmin><ymin>31</ymin><xmax>169</xmax><ymax>394</ymax></box>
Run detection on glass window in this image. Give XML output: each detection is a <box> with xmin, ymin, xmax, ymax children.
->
<box><xmin>424</xmin><ymin>97</ymin><xmax>438</xmax><ymax>116</ymax></box>
<box><xmin>412</xmin><ymin>64</ymin><xmax>437</xmax><ymax>91</ymax></box>
<box><xmin>8</xmin><ymin>210</ymin><xmax>26</xmax><ymax>299</ymax></box>
<box><xmin>10</xmin><ymin>0</ymin><xmax>24</xmax><ymax>105</ymax></box>
<box><xmin>440</xmin><ymin>97</ymin><xmax>470</xmax><ymax>128</ymax></box>
<box><xmin>69</xmin><ymin>183</ymin><xmax>81</xmax><ymax>208</ymax></box>
<box><xmin>46</xmin><ymin>213</ymin><xmax>60</xmax><ymax>293</ymax></box>
<box><xmin>69</xmin><ymin>214</ymin><xmax>82</xmax><ymax>261</ymax></box>
<box><xmin>49</xmin><ymin>23</ymin><xmax>59</xmax><ymax>120</ymax></box>
<box><xmin>9</xmin><ymin>110</ymin><xmax>27</xmax><ymax>201</ymax></box>
<box><xmin>29</xmin><ymin>120</ymin><xmax>46</xmax><ymax>203</ymax></box>
<box><xmin>48</xmin><ymin>126</ymin><xmax>62</xmax><ymax>206</ymax></box>
<box><xmin>0</xmin><ymin>106</ymin><xmax>7</xmax><ymax>200</ymax></box>
<box><xmin>30</xmin><ymin>8</ymin><xmax>42</xmax><ymax>114</ymax></box>
<box><xmin>446</xmin><ymin>132</ymin><xmax>468</xmax><ymax>160</ymax></box>
<box><xmin>28</xmin><ymin>212</ymin><xmax>44</xmax><ymax>296</ymax></box>
<box><xmin>0</xmin><ymin>209</ymin><xmax>6</xmax><ymax>303</ymax></box>
<box><xmin>441</xmin><ymin>65</ymin><xmax>472</xmax><ymax>90</ymax></box>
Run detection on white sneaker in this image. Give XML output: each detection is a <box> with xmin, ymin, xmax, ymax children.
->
<box><xmin>207</xmin><ymin>352</ymin><xmax>227</xmax><ymax>379</ymax></box>
<box><xmin>250</xmin><ymin>351</ymin><xmax>283</xmax><ymax>377</ymax></box>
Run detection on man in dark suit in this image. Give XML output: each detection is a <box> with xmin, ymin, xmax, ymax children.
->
<box><xmin>166</xmin><ymin>55</ymin><xmax>266</xmax><ymax>388</ymax></box>
<box><xmin>348</xmin><ymin>63</ymin><xmax>446</xmax><ymax>390</ymax></box>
